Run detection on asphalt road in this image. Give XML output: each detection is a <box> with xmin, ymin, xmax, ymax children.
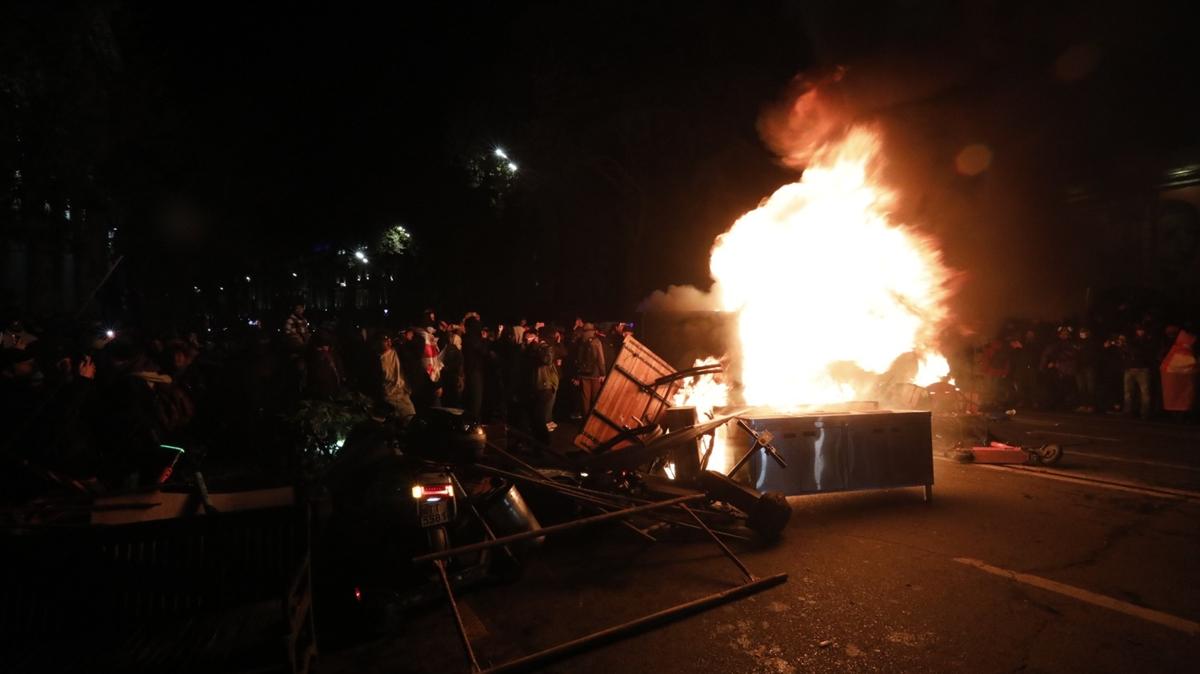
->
<box><xmin>322</xmin><ymin>413</ymin><xmax>1200</xmax><ymax>674</ymax></box>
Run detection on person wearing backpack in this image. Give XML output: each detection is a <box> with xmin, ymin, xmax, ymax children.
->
<box><xmin>574</xmin><ymin>323</ymin><xmax>606</xmax><ymax>416</ymax></box>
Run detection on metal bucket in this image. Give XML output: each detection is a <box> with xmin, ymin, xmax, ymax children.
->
<box><xmin>484</xmin><ymin>484</ymin><xmax>543</xmax><ymax>546</ymax></box>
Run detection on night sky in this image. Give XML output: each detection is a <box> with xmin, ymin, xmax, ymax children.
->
<box><xmin>122</xmin><ymin>5</ymin><xmax>803</xmax><ymax>251</ymax></box>
<box><xmin>6</xmin><ymin>0</ymin><xmax>1200</xmax><ymax>321</ymax></box>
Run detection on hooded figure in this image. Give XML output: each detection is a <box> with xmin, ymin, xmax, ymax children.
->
<box><xmin>1160</xmin><ymin>329</ymin><xmax>1196</xmax><ymax>413</ymax></box>
<box><xmin>375</xmin><ymin>333</ymin><xmax>416</xmax><ymax>422</ymax></box>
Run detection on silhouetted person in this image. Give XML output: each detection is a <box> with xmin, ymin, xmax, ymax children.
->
<box><xmin>283</xmin><ymin>303</ymin><xmax>311</xmax><ymax>351</ymax></box>
<box><xmin>441</xmin><ymin>332</ymin><xmax>464</xmax><ymax>409</ymax></box>
<box><xmin>574</xmin><ymin>323</ymin><xmax>606</xmax><ymax>416</ymax></box>
<box><xmin>1009</xmin><ymin>330</ymin><xmax>1040</xmax><ymax>409</ymax></box>
<box><xmin>1120</xmin><ymin>326</ymin><xmax>1155</xmax><ymax>420</ymax></box>
<box><xmin>462</xmin><ymin>316</ymin><xmax>488</xmax><ymax>423</ymax></box>
<box><xmin>1040</xmin><ymin>327</ymin><xmax>1078</xmax><ymax>410</ymax></box>
<box><xmin>305</xmin><ymin>334</ymin><xmax>345</xmax><ymax>399</ymax></box>
<box><xmin>0</xmin><ymin>319</ymin><xmax>37</xmax><ymax>350</ymax></box>
<box><xmin>526</xmin><ymin>330</ymin><xmax>559</xmax><ymax>446</ymax></box>
<box><xmin>1074</xmin><ymin>327</ymin><xmax>1101</xmax><ymax>413</ymax></box>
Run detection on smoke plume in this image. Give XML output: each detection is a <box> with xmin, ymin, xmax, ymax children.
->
<box><xmin>637</xmin><ymin>283</ymin><xmax>720</xmax><ymax>313</ymax></box>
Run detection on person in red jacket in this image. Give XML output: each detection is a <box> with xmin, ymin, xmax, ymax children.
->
<box><xmin>977</xmin><ymin>338</ymin><xmax>1011</xmax><ymax>410</ymax></box>
<box><xmin>1160</xmin><ymin>328</ymin><xmax>1196</xmax><ymax>418</ymax></box>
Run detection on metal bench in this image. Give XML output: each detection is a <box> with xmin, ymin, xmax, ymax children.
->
<box><xmin>0</xmin><ymin>487</ymin><xmax>316</xmax><ymax>674</ymax></box>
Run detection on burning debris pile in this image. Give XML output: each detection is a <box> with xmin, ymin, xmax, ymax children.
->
<box><xmin>671</xmin><ymin>122</ymin><xmax>956</xmax><ymax>414</ymax></box>
<box><xmin>634</xmin><ymin>104</ymin><xmax>952</xmax><ymax>515</ymax></box>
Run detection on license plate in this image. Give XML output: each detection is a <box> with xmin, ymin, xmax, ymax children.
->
<box><xmin>420</xmin><ymin>501</ymin><xmax>450</xmax><ymax>527</ymax></box>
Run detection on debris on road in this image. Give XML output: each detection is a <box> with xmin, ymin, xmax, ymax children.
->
<box><xmin>406</xmin><ymin>338</ymin><xmax>797</xmax><ymax>672</ymax></box>
<box><xmin>930</xmin><ymin>389</ymin><xmax>1065</xmax><ymax>466</ymax></box>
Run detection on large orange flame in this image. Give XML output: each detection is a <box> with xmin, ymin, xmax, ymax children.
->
<box><xmin>678</xmin><ymin>126</ymin><xmax>952</xmax><ymax>413</ymax></box>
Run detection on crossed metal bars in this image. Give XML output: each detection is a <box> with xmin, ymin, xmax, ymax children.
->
<box><xmin>412</xmin><ymin>445</ymin><xmax>788</xmax><ymax>673</ymax></box>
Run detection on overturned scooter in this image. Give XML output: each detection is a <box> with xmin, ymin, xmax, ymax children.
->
<box><xmin>928</xmin><ymin>391</ymin><xmax>1064</xmax><ymax>466</ymax></box>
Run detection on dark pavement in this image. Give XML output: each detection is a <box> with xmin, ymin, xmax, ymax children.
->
<box><xmin>322</xmin><ymin>413</ymin><xmax>1200</xmax><ymax>674</ymax></box>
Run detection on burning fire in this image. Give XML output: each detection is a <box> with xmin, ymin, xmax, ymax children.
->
<box><xmin>671</xmin><ymin>357</ymin><xmax>726</xmax><ymax>418</ymax></box>
<box><xmin>678</xmin><ymin>126</ymin><xmax>952</xmax><ymax>412</ymax></box>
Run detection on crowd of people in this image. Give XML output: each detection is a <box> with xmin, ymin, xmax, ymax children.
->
<box><xmin>0</xmin><ymin>306</ymin><xmax>633</xmax><ymax>499</ymax></box>
<box><xmin>278</xmin><ymin>304</ymin><xmax>628</xmax><ymax>443</ymax></box>
<box><xmin>3</xmin><ymin>300</ymin><xmax>1196</xmax><ymax>502</ymax></box>
<box><xmin>962</xmin><ymin>318</ymin><xmax>1197</xmax><ymax>420</ymax></box>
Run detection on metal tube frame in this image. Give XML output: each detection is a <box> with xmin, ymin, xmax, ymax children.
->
<box><xmin>417</xmin><ymin>487</ymin><xmax>788</xmax><ymax>673</ymax></box>
<box><xmin>472</xmin><ymin>463</ymin><xmax>751</xmax><ymax>541</ymax></box>
<box><xmin>652</xmin><ymin>363</ymin><xmax>724</xmax><ymax>387</ymax></box>
<box><xmin>413</xmin><ymin>493</ymin><xmax>703</xmax><ymax>563</ymax></box>
<box><xmin>678</xmin><ymin>503</ymin><xmax>755</xmax><ymax>582</ymax></box>
<box><xmin>478</xmin><ymin>465</ymin><xmax>653</xmax><ymax>542</ymax></box>
<box><xmin>727</xmin><ymin>418</ymin><xmax>788</xmax><ymax>477</ymax></box>
<box><xmin>481</xmin><ymin>573</ymin><xmax>788</xmax><ymax>674</ymax></box>
<box><xmin>434</xmin><ymin>559</ymin><xmax>482</xmax><ymax>672</ymax></box>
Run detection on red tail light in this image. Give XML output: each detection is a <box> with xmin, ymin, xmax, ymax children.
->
<box><xmin>411</xmin><ymin>484</ymin><xmax>454</xmax><ymax>500</ymax></box>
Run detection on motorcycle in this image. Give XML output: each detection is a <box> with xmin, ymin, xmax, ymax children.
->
<box><xmin>314</xmin><ymin>408</ymin><xmax>540</xmax><ymax>642</ymax></box>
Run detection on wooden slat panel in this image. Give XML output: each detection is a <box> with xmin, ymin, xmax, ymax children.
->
<box><xmin>574</xmin><ymin>336</ymin><xmax>682</xmax><ymax>452</ymax></box>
